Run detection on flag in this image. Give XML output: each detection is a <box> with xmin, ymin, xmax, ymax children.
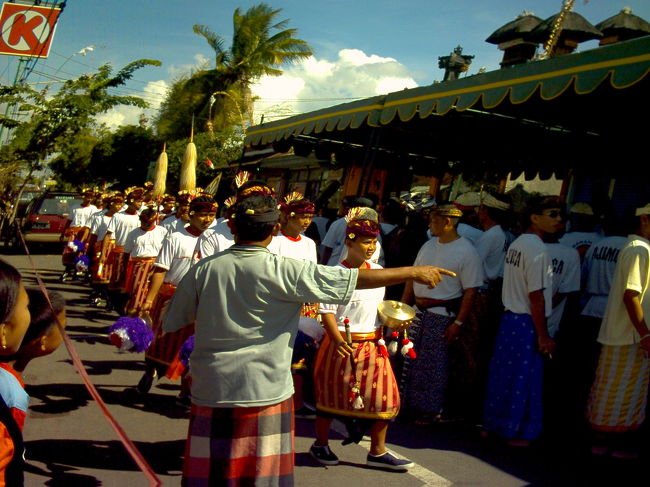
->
<box><xmin>205</xmin><ymin>158</ymin><xmax>214</xmax><ymax>169</ymax></box>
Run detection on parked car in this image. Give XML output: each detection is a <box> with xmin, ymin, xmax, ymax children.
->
<box><xmin>21</xmin><ymin>192</ymin><xmax>83</xmax><ymax>244</ymax></box>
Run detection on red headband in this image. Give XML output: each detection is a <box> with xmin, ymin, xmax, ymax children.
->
<box><xmin>346</xmin><ymin>219</ymin><xmax>380</xmax><ymax>239</ymax></box>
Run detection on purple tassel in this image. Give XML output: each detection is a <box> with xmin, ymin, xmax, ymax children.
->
<box><xmin>179</xmin><ymin>334</ymin><xmax>195</xmax><ymax>369</ymax></box>
<box><xmin>74</xmin><ymin>254</ymin><xmax>90</xmax><ymax>271</ymax></box>
<box><xmin>108</xmin><ymin>316</ymin><xmax>153</xmax><ymax>353</ymax></box>
<box><xmin>71</xmin><ymin>239</ymin><xmax>86</xmax><ymax>252</ymax></box>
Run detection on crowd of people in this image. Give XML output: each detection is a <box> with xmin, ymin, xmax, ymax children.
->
<box><xmin>1</xmin><ymin>173</ymin><xmax>649</xmax><ymax>486</ymax></box>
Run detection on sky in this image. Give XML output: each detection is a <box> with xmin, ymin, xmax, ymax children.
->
<box><xmin>1</xmin><ymin>0</ymin><xmax>649</xmax><ymax>130</ymax></box>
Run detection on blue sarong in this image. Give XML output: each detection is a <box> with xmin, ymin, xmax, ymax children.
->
<box><xmin>482</xmin><ymin>312</ymin><xmax>544</xmax><ymax>440</ymax></box>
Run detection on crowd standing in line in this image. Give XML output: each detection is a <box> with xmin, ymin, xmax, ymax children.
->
<box><xmin>2</xmin><ymin>174</ymin><xmax>649</xmax><ymax>485</ymax></box>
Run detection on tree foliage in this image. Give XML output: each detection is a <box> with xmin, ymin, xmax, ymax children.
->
<box><xmin>155</xmin><ymin>3</ymin><xmax>312</xmax><ymax>140</ymax></box>
<box><xmin>0</xmin><ymin>59</ymin><xmax>160</xmax><ymax>187</ymax></box>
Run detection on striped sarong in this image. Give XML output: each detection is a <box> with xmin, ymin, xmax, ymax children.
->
<box><xmin>314</xmin><ymin>333</ymin><xmax>400</xmax><ymax>420</ymax></box>
<box><xmin>182</xmin><ymin>397</ymin><xmax>294</xmax><ymax>487</ymax></box>
<box><xmin>145</xmin><ymin>283</ymin><xmax>194</xmax><ymax>377</ymax></box>
<box><xmin>123</xmin><ymin>257</ymin><xmax>156</xmax><ymax>314</ymax></box>
<box><xmin>108</xmin><ymin>247</ymin><xmax>129</xmax><ymax>290</ymax></box>
<box><xmin>92</xmin><ymin>239</ymin><xmax>115</xmax><ymax>284</ymax></box>
<box><xmin>403</xmin><ymin>311</ymin><xmax>453</xmax><ymax>416</ymax></box>
<box><xmin>482</xmin><ymin>312</ymin><xmax>544</xmax><ymax>440</ymax></box>
<box><xmin>586</xmin><ymin>343</ymin><xmax>650</xmax><ymax>432</ymax></box>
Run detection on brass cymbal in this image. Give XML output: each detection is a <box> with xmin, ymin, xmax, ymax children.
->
<box><xmin>377</xmin><ymin>300</ymin><xmax>416</xmax><ymax>330</ymax></box>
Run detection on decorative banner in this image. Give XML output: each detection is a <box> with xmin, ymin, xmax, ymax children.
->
<box><xmin>0</xmin><ymin>2</ymin><xmax>61</xmax><ymax>58</ymax></box>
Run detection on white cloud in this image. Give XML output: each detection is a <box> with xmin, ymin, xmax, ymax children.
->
<box><xmin>95</xmin><ymin>79</ymin><xmax>169</xmax><ymax>130</ymax></box>
<box><xmin>250</xmin><ymin>48</ymin><xmax>418</xmax><ymax>124</ymax></box>
<box><xmin>167</xmin><ymin>53</ymin><xmax>211</xmax><ymax>79</ymax></box>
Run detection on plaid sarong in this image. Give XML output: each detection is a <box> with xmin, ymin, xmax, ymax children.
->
<box><xmin>586</xmin><ymin>343</ymin><xmax>650</xmax><ymax>432</ymax></box>
<box><xmin>182</xmin><ymin>397</ymin><xmax>294</xmax><ymax>487</ymax></box>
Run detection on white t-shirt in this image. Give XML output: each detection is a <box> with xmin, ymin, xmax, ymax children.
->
<box><xmin>89</xmin><ymin>210</ymin><xmax>110</xmax><ymax>240</ymax></box>
<box><xmin>546</xmin><ymin>243</ymin><xmax>581</xmax><ymax>337</ymax></box>
<box><xmin>267</xmin><ymin>232</ymin><xmax>317</xmax><ymax>264</ymax></box>
<box><xmin>559</xmin><ymin>231</ymin><xmax>603</xmax><ymax>253</ymax></box>
<box><xmin>598</xmin><ymin>236</ymin><xmax>650</xmax><ymax>346</ymax></box>
<box><xmin>581</xmin><ymin>236</ymin><xmax>628</xmax><ymax>319</ymax></box>
<box><xmin>457</xmin><ymin>223</ymin><xmax>483</xmax><ymax>246</ymax></box>
<box><xmin>106</xmin><ymin>211</ymin><xmax>141</xmax><ymax>247</ymax></box>
<box><xmin>161</xmin><ymin>215</ymin><xmax>186</xmax><ymax>234</ymax></box>
<box><xmin>71</xmin><ymin>204</ymin><xmax>98</xmax><ymax>228</ymax></box>
<box><xmin>475</xmin><ymin>224</ymin><xmax>508</xmax><ymax>281</ymax></box>
<box><xmin>154</xmin><ymin>227</ymin><xmax>201</xmax><ymax>286</ymax></box>
<box><xmin>321</xmin><ymin>217</ymin><xmax>348</xmax><ymax>265</ymax></box>
<box><xmin>196</xmin><ymin>219</ymin><xmax>235</xmax><ymax>259</ymax></box>
<box><xmin>413</xmin><ymin>236</ymin><xmax>484</xmax><ymax>316</ymax></box>
<box><xmin>502</xmin><ymin>233</ymin><xmax>553</xmax><ymax>317</ymax></box>
<box><xmin>320</xmin><ymin>261</ymin><xmax>385</xmax><ymax>333</ymax></box>
<box><xmin>124</xmin><ymin>225</ymin><xmax>169</xmax><ymax>258</ymax></box>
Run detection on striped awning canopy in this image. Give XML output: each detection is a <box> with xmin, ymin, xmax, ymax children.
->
<box><xmin>246</xmin><ymin>36</ymin><xmax>650</xmax><ymax>173</ymax></box>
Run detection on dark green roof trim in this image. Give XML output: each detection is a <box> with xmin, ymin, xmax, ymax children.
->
<box><xmin>246</xmin><ymin>36</ymin><xmax>650</xmax><ymax>146</ymax></box>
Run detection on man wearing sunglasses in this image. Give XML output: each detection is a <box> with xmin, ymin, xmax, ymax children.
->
<box><xmin>481</xmin><ymin>196</ymin><xmax>563</xmax><ymax>447</ymax></box>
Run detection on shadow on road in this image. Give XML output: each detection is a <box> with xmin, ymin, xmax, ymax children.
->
<box><xmin>26</xmin><ymin>381</ymin><xmax>187</xmax><ymax>419</ymax></box>
<box><xmin>25</xmin><ymin>438</ymin><xmax>184</xmax><ymax>485</ymax></box>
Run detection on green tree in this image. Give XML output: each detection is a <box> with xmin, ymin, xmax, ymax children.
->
<box><xmin>87</xmin><ymin>124</ymin><xmax>160</xmax><ymax>188</ymax></box>
<box><xmin>0</xmin><ymin>59</ymin><xmax>160</xmax><ymax>187</ymax></box>
<box><xmin>155</xmin><ymin>3</ymin><xmax>312</xmax><ymax>139</ymax></box>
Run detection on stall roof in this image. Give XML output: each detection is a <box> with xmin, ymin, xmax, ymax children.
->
<box><xmin>245</xmin><ymin>36</ymin><xmax>650</xmax><ymax>163</ymax></box>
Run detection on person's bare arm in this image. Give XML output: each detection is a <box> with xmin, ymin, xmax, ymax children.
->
<box><xmin>444</xmin><ymin>287</ymin><xmax>478</xmax><ymax>344</ymax></box>
<box><xmin>141</xmin><ymin>268</ymin><xmax>167</xmax><ymax>313</ymax></box>
<box><xmin>356</xmin><ymin>266</ymin><xmax>455</xmax><ymax>290</ymax></box>
<box><xmin>401</xmin><ymin>280</ymin><xmax>415</xmax><ymax>305</ymax></box>
<box><xmin>529</xmin><ymin>289</ymin><xmax>555</xmax><ymax>356</ymax></box>
<box><xmin>320</xmin><ymin>313</ymin><xmax>353</xmax><ymax>357</ymax></box>
<box><xmin>623</xmin><ymin>289</ymin><xmax>650</xmax><ymax>355</ymax></box>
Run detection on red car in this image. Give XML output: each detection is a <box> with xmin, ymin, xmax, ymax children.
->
<box><xmin>21</xmin><ymin>192</ymin><xmax>83</xmax><ymax>244</ymax></box>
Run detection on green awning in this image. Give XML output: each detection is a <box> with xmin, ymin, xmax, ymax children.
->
<box><xmin>246</xmin><ymin>35</ymin><xmax>650</xmax><ymax>147</ymax></box>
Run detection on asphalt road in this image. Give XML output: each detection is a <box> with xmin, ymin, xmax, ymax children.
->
<box><xmin>2</xmin><ymin>248</ymin><xmax>646</xmax><ymax>486</ymax></box>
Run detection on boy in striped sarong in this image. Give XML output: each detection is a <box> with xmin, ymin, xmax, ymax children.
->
<box><xmin>586</xmin><ymin>203</ymin><xmax>650</xmax><ymax>458</ymax></box>
<box><xmin>311</xmin><ymin>209</ymin><xmax>414</xmax><ymax>471</ymax></box>
<box><xmin>163</xmin><ymin>195</ymin><xmax>453</xmax><ymax>487</ymax></box>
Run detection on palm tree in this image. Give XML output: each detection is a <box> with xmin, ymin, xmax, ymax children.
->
<box><xmin>156</xmin><ymin>3</ymin><xmax>312</xmax><ymax>139</ymax></box>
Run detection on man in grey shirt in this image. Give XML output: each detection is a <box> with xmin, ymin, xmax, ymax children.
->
<box><xmin>164</xmin><ymin>195</ymin><xmax>453</xmax><ymax>486</ymax></box>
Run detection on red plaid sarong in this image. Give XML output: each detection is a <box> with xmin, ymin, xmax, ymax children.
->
<box><xmin>182</xmin><ymin>398</ymin><xmax>294</xmax><ymax>486</ymax></box>
<box><xmin>123</xmin><ymin>257</ymin><xmax>156</xmax><ymax>314</ymax></box>
<box><xmin>314</xmin><ymin>333</ymin><xmax>400</xmax><ymax>420</ymax></box>
<box><xmin>145</xmin><ymin>283</ymin><xmax>194</xmax><ymax>377</ymax></box>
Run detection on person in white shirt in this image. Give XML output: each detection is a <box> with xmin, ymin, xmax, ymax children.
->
<box><xmin>586</xmin><ymin>203</ymin><xmax>650</xmax><ymax>458</ymax></box>
<box><xmin>267</xmin><ymin>192</ymin><xmax>319</xmax><ymax>419</ymax></box>
<box><xmin>482</xmin><ymin>196</ymin><xmax>563</xmax><ymax>446</ymax></box>
<box><xmin>559</xmin><ymin>202</ymin><xmax>603</xmax><ymax>261</ymax></box>
<box><xmin>88</xmin><ymin>194</ymin><xmax>123</xmax><ymax>305</ymax></box>
<box><xmin>196</xmin><ymin>180</ymin><xmax>275</xmax><ymax>260</ymax></box>
<box><xmin>160</xmin><ymin>190</ymin><xmax>196</xmax><ymax>234</ymax></box>
<box><xmin>62</xmin><ymin>189</ymin><xmax>98</xmax><ymax>276</ymax></box>
<box><xmin>101</xmin><ymin>188</ymin><xmax>145</xmax><ymax>293</ymax></box>
<box><xmin>473</xmin><ymin>193</ymin><xmax>513</xmax><ymax>418</ymax></box>
<box><xmin>401</xmin><ymin>204</ymin><xmax>484</xmax><ymax>424</ymax></box>
<box><xmin>158</xmin><ymin>194</ymin><xmax>176</xmax><ymax>222</ymax></box>
<box><xmin>122</xmin><ymin>208</ymin><xmax>170</xmax><ymax>315</ymax></box>
<box><xmin>134</xmin><ymin>196</ymin><xmax>218</xmax><ymax>400</ymax></box>
<box><xmin>454</xmin><ymin>192</ymin><xmax>483</xmax><ymax>245</ymax></box>
<box><xmin>320</xmin><ymin>196</ymin><xmax>373</xmax><ymax>266</ymax></box>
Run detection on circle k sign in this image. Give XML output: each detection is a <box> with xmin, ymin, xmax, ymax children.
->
<box><xmin>0</xmin><ymin>2</ymin><xmax>61</xmax><ymax>58</ymax></box>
